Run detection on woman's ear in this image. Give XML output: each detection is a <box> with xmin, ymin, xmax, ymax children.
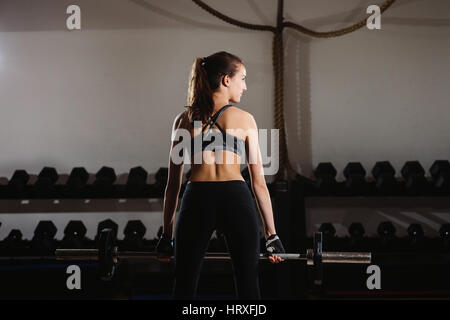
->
<box><xmin>221</xmin><ymin>74</ymin><xmax>230</xmax><ymax>88</ymax></box>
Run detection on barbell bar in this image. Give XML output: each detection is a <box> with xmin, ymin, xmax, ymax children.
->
<box><xmin>55</xmin><ymin>249</ymin><xmax>371</xmax><ymax>263</ymax></box>
<box><xmin>55</xmin><ymin>229</ymin><xmax>371</xmax><ymax>282</ymax></box>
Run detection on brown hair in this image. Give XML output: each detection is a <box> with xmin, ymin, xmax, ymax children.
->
<box><xmin>185</xmin><ymin>51</ymin><xmax>243</xmax><ymax>126</ymax></box>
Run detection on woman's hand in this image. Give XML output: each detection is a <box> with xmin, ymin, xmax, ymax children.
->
<box><xmin>267</xmin><ymin>255</ymin><xmax>284</xmax><ymax>264</ymax></box>
<box><xmin>155</xmin><ymin>233</ymin><xmax>174</xmax><ymax>263</ymax></box>
<box><xmin>265</xmin><ymin>234</ymin><xmax>285</xmax><ymax>264</ymax></box>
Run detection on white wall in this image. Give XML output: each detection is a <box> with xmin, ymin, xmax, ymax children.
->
<box><xmin>0</xmin><ymin>0</ymin><xmax>449</xmax><ymax>239</ymax></box>
<box><xmin>1</xmin><ymin>0</ymin><xmax>449</xmax><ymax>180</ymax></box>
<box><xmin>0</xmin><ymin>0</ymin><xmax>275</xmax><ymax>179</ymax></box>
<box><xmin>283</xmin><ymin>0</ymin><xmax>450</xmax><ymax>179</ymax></box>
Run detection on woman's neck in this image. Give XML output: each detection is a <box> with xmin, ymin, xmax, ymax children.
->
<box><xmin>212</xmin><ymin>92</ymin><xmax>230</xmax><ymax>112</ymax></box>
<box><xmin>213</xmin><ymin>101</ymin><xmax>230</xmax><ymax>113</ymax></box>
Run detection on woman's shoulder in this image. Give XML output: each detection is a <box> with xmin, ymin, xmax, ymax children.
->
<box><xmin>226</xmin><ymin>105</ymin><xmax>253</xmax><ymax>121</ymax></box>
<box><xmin>172</xmin><ymin>110</ymin><xmax>190</xmax><ymax>130</ymax></box>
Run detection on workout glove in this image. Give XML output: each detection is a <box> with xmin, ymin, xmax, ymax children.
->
<box><xmin>265</xmin><ymin>234</ymin><xmax>285</xmax><ymax>255</ymax></box>
<box><xmin>156</xmin><ymin>233</ymin><xmax>174</xmax><ymax>256</ymax></box>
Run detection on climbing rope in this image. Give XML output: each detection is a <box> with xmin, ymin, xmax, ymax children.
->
<box><xmin>283</xmin><ymin>0</ymin><xmax>397</xmax><ymax>38</ymax></box>
<box><xmin>191</xmin><ymin>0</ymin><xmax>276</xmax><ymax>32</ymax></box>
<box><xmin>191</xmin><ymin>0</ymin><xmax>397</xmax><ymax>181</ymax></box>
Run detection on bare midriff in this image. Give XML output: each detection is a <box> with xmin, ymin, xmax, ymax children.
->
<box><xmin>188</xmin><ymin>150</ymin><xmax>245</xmax><ymax>183</ymax></box>
<box><xmin>183</xmin><ymin>107</ymin><xmax>248</xmax><ymax>183</ymax></box>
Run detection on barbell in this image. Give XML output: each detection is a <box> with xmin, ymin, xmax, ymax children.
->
<box><xmin>55</xmin><ymin>229</ymin><xmax>371</xmax><ymax>284</ymax></box>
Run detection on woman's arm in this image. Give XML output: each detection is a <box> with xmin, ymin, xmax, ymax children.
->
<box><xmin>162</xmin><ymin>112</ymin><xmax>185</xmax><ymax>239</ymax></box>
<box><xmin>245</xmin><ymin>114</ymin><xmax>277</xmax><ymax>239</ymax></box>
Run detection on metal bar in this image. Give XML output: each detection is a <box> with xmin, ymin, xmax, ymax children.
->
<box><xmin>323</xmin><ymin>252</ymin><xmax>371</xmax><ymax>264</ymax></box>
<box><xmin>55</xmin><ymin>248</ymin><xmax>371</xmax><ymax>264</ymax></box>
<box><xmin>55</xmin><ymin>249</ymin><xmax>98</xmax><ymax>261</ymax></box>
<box><xmin>261</xmin><ymin>253</ymin><xmax>306</xmax><ymax>260</ymax></box>
<box><xmin>118</xmin><ymin>252</ymin><xmax>308</xmax><ymax>261</ymax></box>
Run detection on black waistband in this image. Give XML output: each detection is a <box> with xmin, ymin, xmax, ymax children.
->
<box><xmin>187</xmin><ymin>179</ymin><xmax>246</xmax><ymax>185</ymax></box>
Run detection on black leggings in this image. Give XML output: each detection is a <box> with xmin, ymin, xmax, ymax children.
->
<box><xmin>173</xmin><ymin>180</ymin><xmax>261</xmax><ymax>300</ymax></box>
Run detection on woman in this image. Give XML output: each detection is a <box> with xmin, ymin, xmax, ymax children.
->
<box><xmin>156</xmin><ymin>51</ymin><xmax>285</xmax><ymax>300</ymax></box>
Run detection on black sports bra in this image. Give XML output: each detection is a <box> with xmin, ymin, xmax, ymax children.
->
<box><xmin>190</xmin><ymin>104</ymin><xmax>245</xmax><ymax>158</ymax></box>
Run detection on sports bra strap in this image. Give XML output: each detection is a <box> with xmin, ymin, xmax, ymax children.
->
<box><xmin>202</xmin><ymin>104</ymin><xmax>233</xmax><ymax>133</ymax></box>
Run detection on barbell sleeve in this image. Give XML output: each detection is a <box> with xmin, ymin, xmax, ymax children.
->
<box><xmin>55</xmin><ymin>249</ymin><xmax>99</xmax><ymax>261</ymax></box>
<box><xmin>322</xmin><ymin>251</ymin><xmax>371</xmax><ymax>264</ymax></box>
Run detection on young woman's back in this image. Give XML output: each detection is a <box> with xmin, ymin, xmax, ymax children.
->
<box><xmin>181</xmin><ymin>105</ymin><xmax>251</xmax><ymax>182</ymax></box>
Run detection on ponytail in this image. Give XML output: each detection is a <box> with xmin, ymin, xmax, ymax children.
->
<box><xmin>185</xmin><ymin>51</ymin><xmax>243</xmax><ymax>127</ymax></box>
